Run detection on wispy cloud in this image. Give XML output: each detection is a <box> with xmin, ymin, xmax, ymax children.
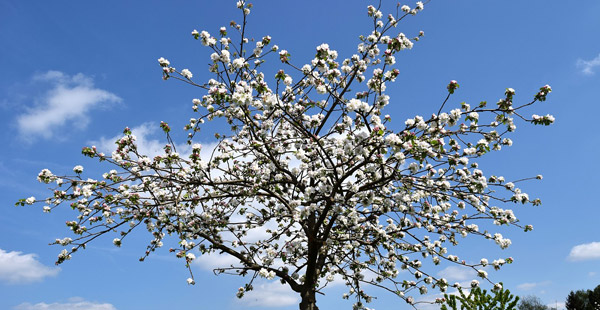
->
<box><xmin>577</xmin><ymin>53</ymin><xmax>600</xmax><ymax>75</ymax></box>
<box><xmin>14</xmin><ymin>297</ymin><xmax>116</xmax><ymax>310</ymax></box>
<box><xmin>517</xmin><ymin>281</ymin><xmax>551</xmax><ymax>291</ymax></box>
<box><xmin>0</xmin><ymin>248</ymin><xmax>60</xmax><ymax>284</ymax></box>
<box><xmin>437</xmin><ymin>265</ymin><xmax>476</xmax><ymax>282</ymax></box>
<box><xmin>568</xmin><ymin>241</ymin><xmax>600</xmax><ymax>261</ymax></box>
<box><xmin>16</xmin><ymin>71</ymin><xmax>121</xmax><ymax>140</ymax></box>
<box><xmin>238</xmin><ymin>281</ymin><xmax>298</xmax><ymax>308</ymax></box>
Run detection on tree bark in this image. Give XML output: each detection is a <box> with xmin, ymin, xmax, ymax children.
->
<box><xmin>299</xmin><ymin>288</ymin><xmax>319</xmax><ymax>310</ymax></box>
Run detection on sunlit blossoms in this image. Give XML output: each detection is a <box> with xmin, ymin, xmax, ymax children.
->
<box><xmin>181</xmin><ymin>69</ymin><xmax>193</xmax><ymax>79</ymax></box>
<box><xmin>19</xmin><ymin>1</ymin><xmax>553</xmax><ymax>310</ymax></box>
<box><xmin>25</xmin><ymin>196</ymin><xmax>36</xmax><ymax>205</ymax></box>
<box><xmin>157</xmin><ymin>57</ymin><xmax>170</xmax><ymax>67</ymax></box>
<box><xmin>73</xmin><ymin>165</ymin><xmax>84</xmax><ymax>174</ymax></box>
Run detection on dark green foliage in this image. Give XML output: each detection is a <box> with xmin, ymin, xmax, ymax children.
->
<box><xmin>590</xmin><ymin>285</ymin><xmax>600</xmax><ymax>309</ymax></box>
<box><xmin>440</xmin><ymin>285</ymin><xmax>519</xmax><ymax>310</ymax></box>
<box><xmin>565</xmin><ymin>284</ymin><xmax>600</xmax><ymax>310</ymax></box>
<box><xmin>566</xmin><ymin>290</ymin><xmax>588</xmax><ymax>310</ymax></box>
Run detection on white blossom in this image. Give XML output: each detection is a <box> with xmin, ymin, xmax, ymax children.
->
<box><xmin>181</xmin><ymin>69</ymin><xmax>193</xmax><ymax>79</ymax></box>
<box><xmin>73</xmin><ymin>165</ymin><xmax>84</xmax><ymax>174</ymax></box>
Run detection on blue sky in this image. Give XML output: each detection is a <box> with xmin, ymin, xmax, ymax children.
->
<box><xmin>1</xmin><ymin>1</ymin><xmax>600</xmax><ymax>309</ymax></box>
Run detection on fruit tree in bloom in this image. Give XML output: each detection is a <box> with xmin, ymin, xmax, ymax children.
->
<box><xmin>18</xmin><ymin>1</ymin><xmax>555</xmax><ymax>310</ymax></box>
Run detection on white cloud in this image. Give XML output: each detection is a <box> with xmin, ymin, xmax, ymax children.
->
<box><xmin>239</xmin><ymin>281</ymin><xmax>298</xmax><ymax>307</ymax></box>
<box><xmin>91</xmin><ymin>122</ymin><xmax>221</xmax><ymax>159</ymax></box>
<box><xmin>517</xmin><ymin>281</ymin><xmax>551</xmax><ymax>291</ymax></box>
<box><xmin>547</xmin><ymin>301</ymin><xmax>566</xmax><ymax>310</ymax></box>
<box><xmin>577</xmin><ymin>53</ymin><xmax>600</xmax><ymax>75</ymax></box>
<box><xmin>93</xmin><ymin>123</ymin><xmax>172</xmax><ymax>157</ymax></box>
<box><xmin>568</xmin><ymin>241</ymin><xmax>600</xmax><ymax>261</ymax></box>
<box><xmin>16</xmin><ymin>71</ymin><xmax>121</xmax><ymax>140</ymax></box>
<box><xmin>0</xmin><ymin>248</ymin><xmax>60</xmax><ymax>284</ymax></box>
<box><xmin>14</xmin><ymin>297</ymin><xmax>116</xmax><ymax>310</ymax></box>
<box><xmin>194</xmin><ymin>252</ymin><xmax>241</xmax><ymax>272</ymax></box>
<box><xmin>437</xmin><ymin>265</ymin><xmax>476</xmax><ymax>281</ymax></box>
<box><xmin>516</xmin><ymin>282</ymin><xmax>537</xmax><ymax>290</ymax></box>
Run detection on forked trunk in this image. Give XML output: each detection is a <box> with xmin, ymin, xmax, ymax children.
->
<box><xmin>299</xmin><ymin>288</ymin><xmax>319</xmax><ymax>310</ymax></box>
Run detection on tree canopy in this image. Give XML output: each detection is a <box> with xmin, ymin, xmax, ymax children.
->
<box><xmin>18</xmin><ymin>1</ymin><xmax>554</xmax><ymax>309</ymax></box>
<box><xmin>518</xmin><ymin>295</ymin><xmax>549</xmax><ymax>310</ymax></box>
<box><xmin>566</xmin><ymin>284</ymin><xmax>600</xmax><ymax>310</ymax></box>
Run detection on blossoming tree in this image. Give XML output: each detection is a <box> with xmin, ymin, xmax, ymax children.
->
<box><xmin>18</xmin><ymin>1</ymin><xmax>554</xmax><ymax>309</ymax></box>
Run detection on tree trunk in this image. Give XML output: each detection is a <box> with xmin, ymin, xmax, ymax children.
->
<box><xmin>299</xmin><ymin>288</ymin><xmax>319</xmax><ymax>310</ymax></box>
<box><xmin>300</xmin><ymin>214</ymin><xmax>321</xmax><ymax>310</ymax></box>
